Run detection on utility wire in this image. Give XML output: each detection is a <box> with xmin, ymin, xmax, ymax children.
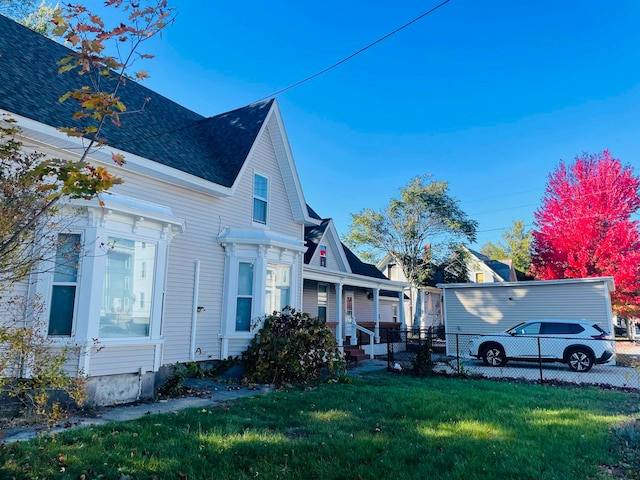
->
<box><xmin>253</xmin><ymin>0</ymin><xmax>452</xmax><ymax>102</ymax></box>
<box><xmin>106</xmin><ymin>0</ymin><xmax>453</xmax><ymax>149</ymax></box>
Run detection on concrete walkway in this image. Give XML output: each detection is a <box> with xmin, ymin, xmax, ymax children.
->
<box><xmin>0</xmin><ymin>359</ymin><xmax>388</xmax><ymax>444</ymax></box>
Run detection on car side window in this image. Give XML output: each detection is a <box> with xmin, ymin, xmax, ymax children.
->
<box><xmin>569</xmin><ymin>323</ymin><xmax>585</xmax><ymax>334</ymax></box>
<box><xmin>514</xmin><ymin>323</ymin><xmax>541</xmax><ymax>335</ymax></box>
<box><xmin>540</xmin><ymin>323</ymin><xmax>571</xmax><ymax>334</ymax></box>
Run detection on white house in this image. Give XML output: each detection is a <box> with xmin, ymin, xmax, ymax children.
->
<box><xmin>377</xmin><ymin>253</ymin><xmax>442</xmax><ymax>331</ymax></box>
<box><xmin>0</xmin><ymin>16</ymin><xmax>406</xmax><ymax>404</ymax></box>
<box><xmin>303</xmin><ymin>216</ymin><xmax>407</xmax><ymax>359</ymax></box>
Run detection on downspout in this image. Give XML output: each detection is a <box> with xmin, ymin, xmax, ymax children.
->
<box><xmin>335</xmin><ymin>281</ymin><xmax>343</xmax><ymax>347</ymax></box>
<box><xmin>189</xmin><ymin>260</ymin><xmax>200</xmax><ymax>361</ymax></box>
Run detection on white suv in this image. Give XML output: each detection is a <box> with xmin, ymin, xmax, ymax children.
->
<box><xmin>468</xmin><ymin>319</ymin><xmax>615</xmax><ymax>372</ymax></box>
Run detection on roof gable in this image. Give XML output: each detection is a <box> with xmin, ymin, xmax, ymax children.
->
<box><xmin>304</xmin><ymin>216</ymin><xmax>389</xmax><ymax>281</ymax></box>
<box><xmin>466</xmin><ymin>248</ymin><xmax>517</xmax><ymax>282</ymax></box>
<box><xmin>0</xmin><ymin>15</ymin><xmax>272</xmax><ymax>188</ymax></box>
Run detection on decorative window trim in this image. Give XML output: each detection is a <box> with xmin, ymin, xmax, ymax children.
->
<box><xmin>218</xmin><ymin>228</ymin><xmax>305</xmax><ymax>354</ymax></box>
<box><xmin>33</xmin><ymin>195</ymin><xmax>185</xmax><ymax>350</ymax></box>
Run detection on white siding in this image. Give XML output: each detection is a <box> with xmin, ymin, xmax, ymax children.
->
<box><xmin>89</xmin><ymin>344</ymin><xmax>156</xmax><ymax>376</ymax></box>
<box><xmin>442</xmin><ymin>279</ymin><xmax>614</xmax><ymax>355</ymax></box>
<box><xmin>302</xmin><ymin>280</ymin><xmax>336</xmax><ymax>322</ymax></box>
<box><xmin>95</xmin><ymin>115</ymin><xmax>305</xmax><ymax>368</ymax></box>
<box><xmin>309</xmin><ymin>233</ymin><xmax>343</xmax><ymax>271</ymax></box>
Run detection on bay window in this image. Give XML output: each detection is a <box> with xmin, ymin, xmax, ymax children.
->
<box><xmin>265</xmin><ymin>264</ymin><xmax>290</xmax><ymax>314</ymax></box>
<box><xmin>38</xmin><ymin>195</ymin><xmax>184</xmax><ymax>344</ymax></box>
<box><xmin>235</xmin><ymin>262</ymin><xmax>254</xmax><ymax>331</ymax></box>
<box><xmin>48</xmin><ymin>233</ymin><xmax>81</xmax><ymax>336</ymax></box>
<box><xmin>99</xmin><ymin>237</ymin><xmax>157</xmax><ymax>338</ymax></box>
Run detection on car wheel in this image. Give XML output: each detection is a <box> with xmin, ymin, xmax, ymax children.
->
<box><xmin>482</xmin><ymin>345</ymin><xmax>506</xmax><ymax>367</ymax></box>
<box><xmin>567</xmin><ymin>348</ymin><xmax>594</xmax><ymax>372</ymax></box>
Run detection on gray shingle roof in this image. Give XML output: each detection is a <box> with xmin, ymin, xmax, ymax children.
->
<box><xmin>0</xmin><ymin>15</ymin><xmax>272</xmax><ymax>187</ymax></box>
<box><xmin>304</xmin><ymin>216</ymin><xmax>388</xmax><ymax>281</ymax></box>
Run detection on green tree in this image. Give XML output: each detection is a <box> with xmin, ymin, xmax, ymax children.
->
<box><xmin>20</xmin><ymin>0</ymin><xmax>57</xmax><ymax>36</ymax></box>
<box><xmin>0</xmin><ymin>0</ymin><xmax>56</xmax><ymax>36</ymax></box>
<box><xmin>0</xmin><ymin>0</ymin><xmax>174</xmax><ymax>422</ymax></box>
<box><xmin>345</xmin><ymin>175</ymin><xmax>477</xmax><ymax>325</ymax></box>
<box><xmin>346</xmin><ymin>175</ymin><xmax>477</xmax><ymax>286</ymax></box>
<box><xmin>0</xmin><ymin>0</ymin><xmax>36</xmax><ymax>17</ymax></box>
<box><xmin>480</xmin><ymin>219</ymin><xmax>532</xmax><ymax>280</ymax></box>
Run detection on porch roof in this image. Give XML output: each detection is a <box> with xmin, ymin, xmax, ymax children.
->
<box><xmin>304</xmin><ymin>265</ymin><xmax>408</xmax><ymax>292</ymax></box>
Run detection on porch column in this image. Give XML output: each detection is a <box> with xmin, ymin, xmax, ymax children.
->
<box><xmin>398</xmin><ymin>290</ymin><xmax>406</xmax><ymax>329</ymax></box>
<box><xmin>335</xmin><ymin>282</ymin><xmax>343</xmax><ymax>347</ymax></box>
<box><xmin>373</xmin><ymin>288</ymin><xmax>380</xmax><ymax>343</ymax></box>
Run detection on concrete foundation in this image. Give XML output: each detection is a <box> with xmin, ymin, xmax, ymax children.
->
<box><xmin>86</xmin><ymin>371</ymin><xmax>156</xmax><ymax>406</ymax></box>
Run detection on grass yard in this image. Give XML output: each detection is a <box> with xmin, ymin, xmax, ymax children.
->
<box><xmin>1</xmin><ymin>372</ymin><xmax>638</xmax><ymax>479</ymax></box>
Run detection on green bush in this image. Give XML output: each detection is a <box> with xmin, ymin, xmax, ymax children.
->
<box><xmin>242</xmin><ymin>308</ymin><xmax>343</xmax><ymax>385</ymax></box>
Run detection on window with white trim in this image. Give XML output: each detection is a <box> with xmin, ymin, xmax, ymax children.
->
<box><xmin>253</xmin><ymin>173</ymin><xmax>268</xmax><ymax>224</ymax></box>
<box><xmin>48</xmin><ymin>233</ymin><xmax>81</xmax><ymax>336</ymax></box>
<box><xmin>317</xmin><ymin>283</ymin><xmax>327</xmax><ymax>322</ymax></box>
<box><xmin>99</xmin><ymin>237</ymin><xmax>157</xmax><ymax>338</ymax></box>
<box><xmin>265</xmin><ymin>264</ymin><xmax>290</xmax><ymax>314</ymax></box>
<box><xmin>236</xmin><ymin>262</ymin><xmax>254</xmax><ymax>331</ymax></box>
<box><xmin>39</xmin><ymin>196</ymin><xmax>183</xmax><ymax>347</ymax></box>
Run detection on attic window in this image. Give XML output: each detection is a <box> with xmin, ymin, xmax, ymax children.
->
<box><xmin>319</xmin><ymin>244</ymin><xmax>327</xmax><ymax>267</ymax></box>
<box><xmin>253</xmin><ymin>174</ymin><xmax>268</xmax><ymax>224</ymax></box>
<box><xmin>475</xmin><ymin>272</ymin><xmax>485</xmax><ymax>283</ymax></box>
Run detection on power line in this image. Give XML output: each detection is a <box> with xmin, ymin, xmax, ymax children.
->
<box><xmin>105</xmin><ymin>0</ymin><xmax>453</xmax><ymax>149</ymax></box>
<box><xmin>253</xmin><ymin>0</ymin><xmax>452</xmax><ymax>102</ymax></box>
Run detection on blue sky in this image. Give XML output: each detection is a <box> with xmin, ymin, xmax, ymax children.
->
<box><xmin>101</xmin><ymin>1</ymin><xmax>639</xmax><ymax>247</ymax></box>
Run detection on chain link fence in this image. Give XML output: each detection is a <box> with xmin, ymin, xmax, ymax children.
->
<box><xmin>383</xmin><ymin>328</ymin><xmax>640</xmax><ymax>390</ymax></box>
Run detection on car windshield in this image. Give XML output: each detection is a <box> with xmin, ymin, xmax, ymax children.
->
<box><xmin>506</xmin><ymin>323</ymin><xmax>525</xmax><ymax>334</ymax></box>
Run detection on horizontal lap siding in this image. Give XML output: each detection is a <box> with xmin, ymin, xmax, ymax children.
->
<box><xmin>112</xmin><ymin>173</ymin><xmax>225</xmax><ymax>365</ymax></box>
<box><xmin>302</xmin><ymin>282</ymin><xmax>318</xmax><ymax>317</ymax></box>
<box><xmin>302</xmin><ymin>280</ymin><xmax>336</xmax><ymax>322</ymax></box>
<box><xmin>444</xmin><ymin>281</ymin><xmax>611</xmax><ymax>337</ymax></box>
<box><xmin>227</xmin><ymin>338</ymin><xmax>251</xmax><ymax>358</ymax></box>
<box><xmin>354</xmin><ymin>291</ymin><xmax>373</xmax><ymax>322</ymax></box>
<box><xmin>106</xmin><ymin>117</ymin><xmax>304</xmax><ymax>369</ymax></box>
<box><xmin>259</xmin><ymin>123</ymin><xmax>300</xmax><ymax>239</ymax></box>
<box><xmin>89</xmin><ymin>345</ymin><xmax>155</xmax><ymax>376</ymax></box>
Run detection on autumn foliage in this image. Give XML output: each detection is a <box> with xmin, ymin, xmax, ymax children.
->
<box><xmin>530</xmin><ymin>151</ymin><xmax>640</xmax><ymax>317</ymax></box>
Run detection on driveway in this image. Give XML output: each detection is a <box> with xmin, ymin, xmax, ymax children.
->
<box><xmin>435</xmin><ymin>358</ymin><xmax>640</xmax><ymax>389</ymax></box>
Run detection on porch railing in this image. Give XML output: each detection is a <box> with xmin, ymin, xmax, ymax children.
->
<box><xmin>353</xmin><ymin>323</ymin><xmax>375</xmax><ymax>359</ymax></box>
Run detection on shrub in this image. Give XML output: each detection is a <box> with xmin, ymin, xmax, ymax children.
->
<box><xmin>0</xmin><ymin>297</ymin><xmax>86</xmax><ymax>425</ymax></box>
<box><xmin>242</xmin><ymin>308</ymin><xmax>343</xmax><ymax>385</ymax></box>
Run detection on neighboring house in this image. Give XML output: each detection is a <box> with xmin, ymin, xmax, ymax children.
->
<box><xmin>303</xmin><ymin>213</ymin><xmax>408</xmax><ymax>358</ymax></box>
<box><xmin>465</xmin><ymin>248</ymin><xmax>517</xmax><ymax>283</ymax></box>
<box><xmin>438</xmin><ymin>277</ymin><xmax>616</xmax><ymax>357</ymax></box>
<box><xmin>377</xmin><ymin>254</ymin><xmax>442</xmax><ymax>331</ymax></box>
<box><xmin>0</xmin><ymin>17</ymin><xmax>403</xmax><ymax>404</ymax></box>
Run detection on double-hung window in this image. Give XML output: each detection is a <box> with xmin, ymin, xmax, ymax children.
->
<box><xmin>236</xmin><ymin>262</ymin><xmax>254</xmax><ymax>331</ymax></box>
<box><xmin>48</xmin><ymin>233</ymin><xmax>81</xmax><ymax>336</ymax></box>
<box><xmin>317</xmin><ymin>283</ymin><xmax>327</xmax><ymax>322</ymax></box>
<box><xmin>253</xmin><ymin>174</ymin><xmax>268</xmax><ymax>224</ymax></box>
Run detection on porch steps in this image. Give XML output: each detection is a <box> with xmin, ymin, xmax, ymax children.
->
<box><xmin>343</xmin><ymin>345</ymin><xmax>368</xmax><ymax>362</ymax></box>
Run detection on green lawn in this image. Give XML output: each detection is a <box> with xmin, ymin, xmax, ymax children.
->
<box><xmin>1</xmin><ymin>372</ymin><xmax>638</xmax><ymax>479</ymax></box>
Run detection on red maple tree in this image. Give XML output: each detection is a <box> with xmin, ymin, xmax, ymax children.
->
<box><xmin>530</xmin><ymin>150</ymin><xmax>640</xmax><ymax>317</ymax></box>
